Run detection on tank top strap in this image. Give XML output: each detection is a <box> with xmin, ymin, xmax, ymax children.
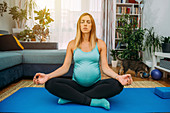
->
<box><xmin>94</xmin><ymin>42</ymin><xmax>97</xmax><ymax>50</ymax></box>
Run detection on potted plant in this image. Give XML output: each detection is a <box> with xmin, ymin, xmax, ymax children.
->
<box><xmin>118</xmin><ymin>14</ymin><xmax>145</xmax><ymax>61</ymax></box>
<box><xmin>32</xmin><ymin>7</ymin><xmax>54</xmax><ymax>42</ymax></box>
<box><xmin>110</xmin><ymin>49</ymin><xmax>118</xmax><ymax>67</ymax></box>
<box><xmin>9</xmin><ymin>0</ymin><xmax>37</xmax><ymax>33</ymax></box>
<box><xmin>144</xmin><ymin>27</ymin><xmax>162</xmax><ymax>56</ymax></box>
<box><xmin>143</xmin><ymin>27</ymin><xmax>162</xmax><ymax>68</ymax></box>
<box><xmin>18</xmin><ymin>26</ymin><xmax>36</xmax><ymax>41</ymax></box>
<box><xmin>161</xmin><ymin>36</ymin><xmax>170</xmax><ymax>53</ymax></box>
<box><xmin>9</xmin><ymin>6</ymin><xmax>27</xmax><ymax>29</ymax></box>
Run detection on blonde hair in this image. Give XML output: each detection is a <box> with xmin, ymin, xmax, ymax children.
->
<box><xmin>75</xmin><ymin>13</ymin><xmax>98</xmax><ymax>50</ymax></box>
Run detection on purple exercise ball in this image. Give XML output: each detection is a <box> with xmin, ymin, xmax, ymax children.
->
<box><xmin>151</xmin><ymin>69</ymin><xmax>162</xmax><ymax>80</ymax></box>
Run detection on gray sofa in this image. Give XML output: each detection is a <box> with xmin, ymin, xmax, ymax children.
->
<box><xmin>0</xmin><ymin>30</ymin><xmax>73</xmax><ymax>89</ymax></box>
<box><xmin>0</xmin><ymin>49</ymin><xmax>74</xmax><ymax>89</ymax></box>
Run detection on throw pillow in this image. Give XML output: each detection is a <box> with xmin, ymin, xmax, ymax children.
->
<box><xmin>0</xmin><ymin>34</ymin><xmax>24</xmax><ymax>51</ymax></box>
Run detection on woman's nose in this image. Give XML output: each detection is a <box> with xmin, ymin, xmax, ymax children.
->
<box><xmin>84</xmin><ymin>24</ymin><xmax>87</xmax><ymax>26</ymax></box>
<box><xmin>84</xmin><ymin>22</ymin><xmax>87</xmax><ymax>25</ymax></box>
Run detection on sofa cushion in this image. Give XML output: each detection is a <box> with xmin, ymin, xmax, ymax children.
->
<box><xmin>21</xmin><ymin>50</ymin><xmax>67</xmax><ymax>64</ymax></box>
<box><xmin>0</xmin><ymin>34</ymin><xmax>24</xmax><ymax>51</ymax></box>
<box><xmin>0</xmin><ymin>52</ymin><xmax>22</xmax><ymax>70</ymax></box>
<box><xmin>0</xmin><ymin>64</ymin><xmax>23</xmax><ymax>89</ymax></box>
<box><xmin>0</xmin><ymin>30</ymin><xmax>9</xmax><ymax>34</ymax></box>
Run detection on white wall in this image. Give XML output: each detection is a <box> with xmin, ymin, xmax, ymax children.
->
<box><xmin>143</xmin><ymin>0</ymin><xmax>170</xmax><ymax>36</ymax></box>
<box><xmin>143</xmin><ymin>0</ymin><xmax>170</xmax><ymax>62</ymax></box>
<box><xmin>0</xmin><ymin>0</ymin><xmax>15</xmax><ymax>33</ymax></box>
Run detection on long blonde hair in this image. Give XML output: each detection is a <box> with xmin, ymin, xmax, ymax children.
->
<box><xmin>75</xmin><ymin>13</ymin><xmax>98</xmax><ymax>50</ymax></box>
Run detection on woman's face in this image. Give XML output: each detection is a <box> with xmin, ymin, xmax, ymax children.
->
<box><xmin>80</xmin><ymin>15</ymin><xmax>92</xmax><ymax>34</ymax></box>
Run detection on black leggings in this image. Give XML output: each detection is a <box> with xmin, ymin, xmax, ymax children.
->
<box><xmin>45</xmin><ymin>78</ymin><xmax>123</xmax><ymax>106</ymax></box>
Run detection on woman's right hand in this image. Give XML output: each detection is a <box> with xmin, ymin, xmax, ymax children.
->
<box><xmin>33</xmin><ymin>73</ymin><xmax>49</xmax><ymax>85</ymax></box>
<box><xmin>117</xmin><ymin>74</ymin><xmax>133</xmax><ymax>86</ymax></box>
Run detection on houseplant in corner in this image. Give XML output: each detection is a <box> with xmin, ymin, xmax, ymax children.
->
<box><xmin>32</xmin><ymin>7</ymin><xmax>54</xmax><ymax>42</ymax></box>
<box><xmin>144</xmin><ymin>27</ymin><xmax>162</xmax><ymax>56</ymax></box>
<box><xmin>161</xmin><ymin>36</ymin><xmax>170</xmax><ymax>53</ymax></box>
<box><xmin>118</xmin><ymin>14</ymin><xmax>145</xmax><ymax>61</ymax></box>
<box><xmin>143</xmin><ymin>27</ymin><xmax>162</xmax><ymax>69</ymax></box>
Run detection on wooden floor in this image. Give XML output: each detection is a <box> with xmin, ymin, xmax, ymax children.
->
<box><xmin>0</xmin><ymin>66</ymin><xmax>170</xmax><ymax>97</ymax></box>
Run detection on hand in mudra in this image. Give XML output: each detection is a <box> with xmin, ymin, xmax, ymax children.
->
<box><xmin>118</xmin><ymin>74</ymin><xmax>133</xmax><ymax>86</ymax></box>
<box><xmin>33</xmin><ymin>73</ymin><xmax>49</xmax><ymax>85</ymax></box>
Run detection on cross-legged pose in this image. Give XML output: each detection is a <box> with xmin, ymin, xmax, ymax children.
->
<box><xmin>33</xmin><ymin>13</ymin><xmax>133</xmax><ymax>110</ymax></box>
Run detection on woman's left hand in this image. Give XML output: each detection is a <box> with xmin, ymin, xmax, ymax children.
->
<box><xmin>117</xmin><ymin>74</ymin><xmax>133</xmax><ymax>86</ymax></box>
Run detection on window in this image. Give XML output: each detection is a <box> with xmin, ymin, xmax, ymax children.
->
<box><xmin>32</xmin><ymin>0</ymin><xmax>103</xmax><ymax>49</ymax></box>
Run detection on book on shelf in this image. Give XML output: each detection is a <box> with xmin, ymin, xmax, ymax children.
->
<box><xmin>115</xmin><ymin>41</ymin><xmax>127</xmax><ymax>49</ymax></box>
<box><xmin>116</xmin><ymin>17</ymin><xmax>139</xmax><ymax>27</ymax></box>
<box><xmin>117</xmin><ymin>0</ymin><xmax>139</xmax><ymax>4</ymax></box>
<box><xmin>134</xmin><ymin>7</ymin><xmax>139</xmax><ymax>14</ymax></box>
<box><xmin>116</xmin><ymin>6</ymin><xmax>132</xmax><ymax>14</ymax></box>
<box><xmin>117</xmin><ymin>0</ymin><xmax>127</xmax><ymax>3</ymax></box>
<box><xmin>116</xmin><ymin>31</ymin><xmax>122</xmax><ymax>39</ymax></box>
<box><xmin>115</xmin><ymin>40</ymin><xmax>128</xmax><ymax>50</ymax></box>
<box><xmin>115</xmin><ymin>41</ymin><xmax>121</xmax><ymax>49</ymax></box>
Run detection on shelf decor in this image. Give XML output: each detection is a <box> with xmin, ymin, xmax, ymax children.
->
<box><xmin>129</xmin><ymin>0</ymin><xmax>137</xmax><ymax>3</ymax></box>
<box><xmin>114</xmin><ymin>0</ymin><xmax>143</xmax><ymax>51</ymax></box>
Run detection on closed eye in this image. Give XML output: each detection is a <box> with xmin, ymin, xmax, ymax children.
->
<box><xmin>81</xmin><ymin>20</ymin><xmax>91</xmax><ymax>24</ymax></box>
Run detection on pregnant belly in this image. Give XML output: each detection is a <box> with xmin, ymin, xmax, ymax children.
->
<box><xmin>73</xmin><ymin>65</ymin><xmax>101</xmax><ymax>87</ymax></box>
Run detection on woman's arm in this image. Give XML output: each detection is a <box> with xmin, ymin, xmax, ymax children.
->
<box><xmin>98</xmin><ymin>39</ymin><xmax>133</xmax><ymax>86</ymax></box>
<box><xmin>33</xmin><ymin>40</ymin><xmax>75</xmax><ymax>85</ymax></box>
<box><xmin>99</xmin><ymin>40</ymin><xmax>119</xmax><ymax>79</ymax></box>
<box><xmin>46</xmin><ymin>40</ymin><xmax>74</xmax><ymax>80</ymax></box>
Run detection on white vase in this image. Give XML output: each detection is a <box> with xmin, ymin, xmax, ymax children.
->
<box><xmin>12</xmin><ymin>28</ymin><xmax>24</xmax><ymax>34</ymax></box>
<box><xmin>112</xmin><ymin>60</ymin><xmax>118</xmax><ymax>67</ymax></box>
<box><xmin>15</xmin><ymin>19</ymin><xmax>26</xmax><ymax>29</ymax></box>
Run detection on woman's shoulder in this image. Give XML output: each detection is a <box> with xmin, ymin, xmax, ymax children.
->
<box><xmin>68</xmin><ymin>39</ymin><xmax>76</xmax><ymax>46</ymax></box>
<box><xmin>97</xmin><ymin>39</ymin><xmax>106</xmax><ymax>48</ymax></box>
<box><xmin>67</xmin><ymin>39</ymin><xmax>76</xmax><ymax>51</ymax></box>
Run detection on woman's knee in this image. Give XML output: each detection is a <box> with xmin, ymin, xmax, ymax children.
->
<box><xmin>108</xmin><ymin>78</ymin><xmax>124</xmax><ymax>95</ymax></box>
<box><xmin>45</xmin><ymin>78</ymin><xmax>59</xmax><ymax>90</ymax></box>
<box><xmin>45</xmin><ymin>78</ymin><xmax>72</xmax><ymax>90</ymax></box>
<box><xmin>114</xmin><ymin>79</ymin><xmax>124</xmax><ymax>94</ymax></box>
<box><xmin>45</xmin><ymin>78</ymin><xmax>52</xmax><ymax>90</ymax></box>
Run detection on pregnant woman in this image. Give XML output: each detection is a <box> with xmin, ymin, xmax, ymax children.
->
<box><xmin>33</xmin><ymin>13</ymin><xmax>133</xmax><ymax>110</ymax></box>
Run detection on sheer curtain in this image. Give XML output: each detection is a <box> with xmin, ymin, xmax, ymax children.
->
<box><xmin>29</xmin><ymin>0</ymin><xmax>103</xmax><ymax>49</ymax></box>
<box><xmin>102</xmin><ymin>0</ymin><xmax>115</xmax><ymax>63</ymax></box>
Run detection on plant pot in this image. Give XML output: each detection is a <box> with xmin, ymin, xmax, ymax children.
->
<box><xmin>112</xmin><ymin>60</ymin><xmax>118</xmax><ymax>67</ymax></box>
<box><xmin>12</xmin><ymin>28</ymin><xmax>24</xmax><ymax>34</ymax></box>
<box><xmin>162</xmin><ymin>43</ymin><xmax>170</xmax><ymax>53</ymax></box>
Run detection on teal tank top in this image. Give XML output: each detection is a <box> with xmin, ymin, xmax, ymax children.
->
<box><xmin>72</xmin><ymin>43</ymin><xmax>101</xmax><ymax>87</ymax></box>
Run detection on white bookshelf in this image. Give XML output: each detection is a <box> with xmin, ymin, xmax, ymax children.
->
<box><xmin>113</xmin><ymin>0</ymin><xmax>142</xmax><ymax>50</ymax></box>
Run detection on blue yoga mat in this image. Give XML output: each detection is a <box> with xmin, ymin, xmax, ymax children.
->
<box><xmin>0</xmin><ymin>87</ymin><xmax>170</xmax><ymax>112</ymax></box>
